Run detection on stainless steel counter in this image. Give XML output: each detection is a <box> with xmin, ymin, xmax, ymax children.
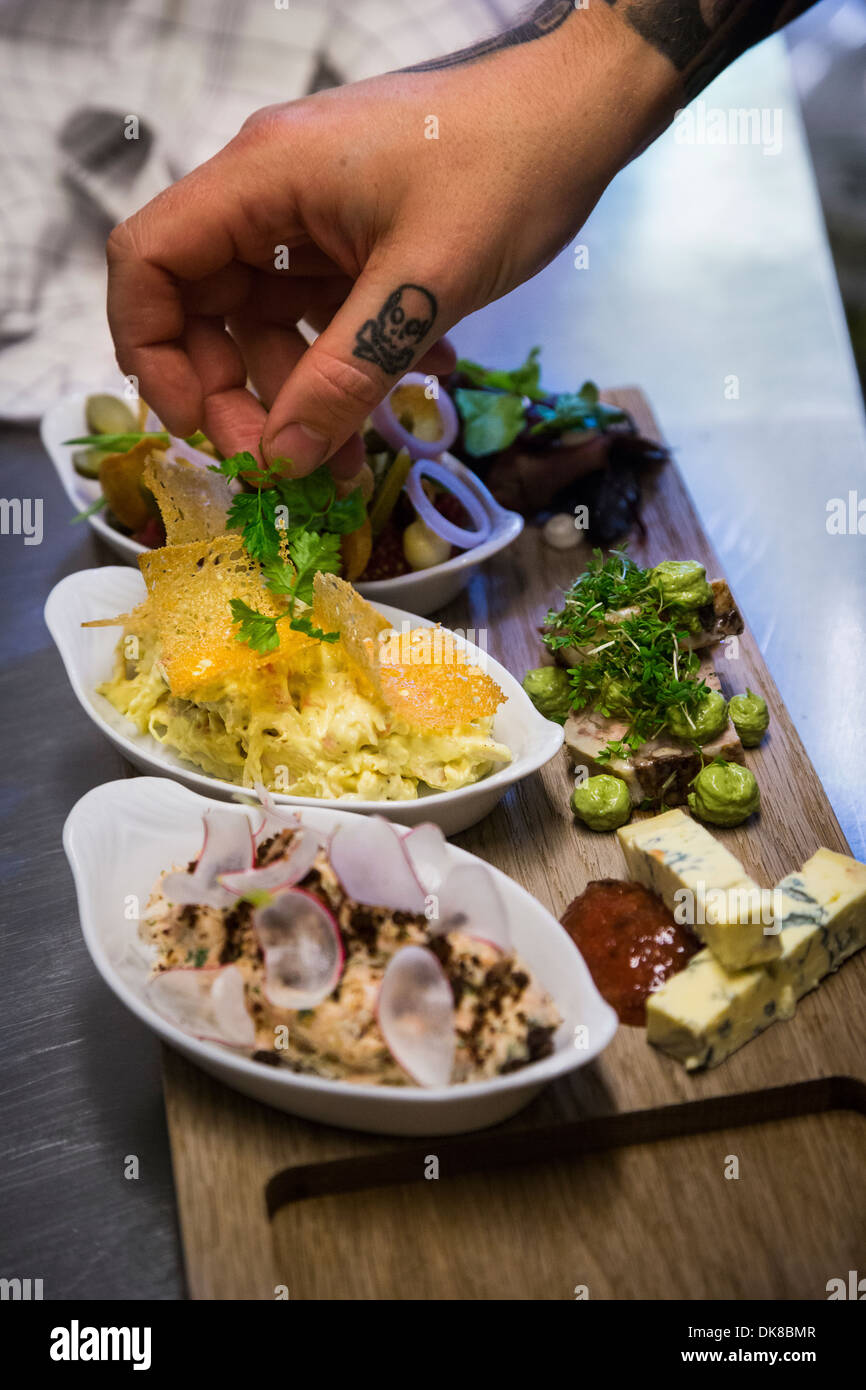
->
<box><xmin>1</xmin><ymin>36</ymin><xmax>863</xmax><ymax>1300</ymax></box>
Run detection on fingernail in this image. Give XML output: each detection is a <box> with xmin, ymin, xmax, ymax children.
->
<box><xmin>266</xmin><ymin>423</ymin><xmax>330</xmax><ymax>474</ymax></box>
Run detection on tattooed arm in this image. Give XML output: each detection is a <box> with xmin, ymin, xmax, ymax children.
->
<box><xmin>407</xmin><ymin>1</ymin><xmax>816</xmax><ymax>96</ymax></box>
<box><xmin>107</xmin><ymin>1</ymin><xmax>818</xmax><ymax>477</ymax></box>
<box><xmin>601</xmin><ymin>2</ymin><xmax>817</xmax><ymax>102</ymax></box>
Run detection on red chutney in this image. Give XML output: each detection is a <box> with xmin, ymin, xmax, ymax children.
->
<box><xmin>560</xmin><ymin>879</ymin><xmax>697</xmax><ymax>1027</ymax></box>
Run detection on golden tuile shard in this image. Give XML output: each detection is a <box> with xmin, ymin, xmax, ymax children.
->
<box><xmin>379</xmin><ymin>626</ymin><xmax>505</xmax><ymax>729</ymax></box>
<box><xmin>142</xmin><ymin>452</ymin><xmax>234</xmax><ymax>546</ymax></box>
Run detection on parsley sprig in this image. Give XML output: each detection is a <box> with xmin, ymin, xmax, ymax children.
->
<box><xmin>544</xmin><ymin>550</ymin><xmax>711</xmax><ymax>760</ymax></box>
<box><xmin>210</xmin><ymin>452</ymin><xmax>365</xmax><ymax>653</ymax></box>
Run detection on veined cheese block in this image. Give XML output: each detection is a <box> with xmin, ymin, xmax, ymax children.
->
<box><xmin>646</xmin><ymin>948</ymin><xmax>795</xmax><ymax>1070</ymax></box>
<box><xmin>769</xmin><ymin>848</ymin><xmax>866</xmax><ymax>1001</ymax></box>
<box><xmin>617</xmin><ymin>808</ymin><xmax>779</xmax><ymax>970</ymax></box>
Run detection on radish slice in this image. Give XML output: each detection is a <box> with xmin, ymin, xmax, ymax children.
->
<box><xmin>405</xmin><ymin>459</ymin><xmax>491</xmax><ymax>550</ymax></box>
<box><xmin>162</xmin><ymin>809</ymin><xmax>255</xmax><ymax>909</ymax></box>
<box><xmin>148</xmin><ymin>965</ymin><xmax>255</xmax><ymax>1048</ymax></box>
<box><xmin>377</xmin><ymin>946</ymin><xmax>456</xmax><ymax>1087</ymax></box>
<box><xmin>370</xmin><ymin>372</ymin><xmax>458</xmax><ymax>460</ymax></box>
<box><xmin>402</xmin><ymin>822</ymin><xmax>449</xmax><ymax>895</ymax></box>
<box><xmin>430</xmin><ymin>863</ymin><xmax>511</xmax><ymax>951</ymax></box>
<box><xmin>221</xmin><ymin>827</ymin><xmax>323</xmax><ymax>898</ymax></box>
<box><xmin>252</xmin><ymin>781</ymin><xmax>302</xmax><ymax>844</ymax></box>
<box><xmin>253</xmin><ymin>888</ymin><xmax>343</xmax><ymax>1010</ymax></box>
<box><xmin>329</xmin><ymin>817</ymin><xmax>426</xmax><ymax>914</ymax></box>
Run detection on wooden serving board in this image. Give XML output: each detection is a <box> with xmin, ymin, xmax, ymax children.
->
<box><xmin>160</xmin><ymin>390</ymin><xmax>866</xmax><ymax>1300</ymax></box>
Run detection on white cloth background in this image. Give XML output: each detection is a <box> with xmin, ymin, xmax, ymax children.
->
<box><xmin>0</xmin><ymin>0</ymin><xmax>525</xmax><ymax>420</ymax></box>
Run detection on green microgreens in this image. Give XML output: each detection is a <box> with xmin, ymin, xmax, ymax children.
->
<box><xmin>211</xmin><ymin>451</ymin><xmax>364</xmax><ymax>653</ymax></box>
<box><xmin>543</xmin><ymin>549</ymin><xmax>712</xmax><ymax>760</ymax></box>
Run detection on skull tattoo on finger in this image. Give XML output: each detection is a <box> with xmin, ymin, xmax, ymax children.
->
<box><xmin>353</xmin><ymin>283</ymin><xmax>438</xmax><ymax>375</ymax></box>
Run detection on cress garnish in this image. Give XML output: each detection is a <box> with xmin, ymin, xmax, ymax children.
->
<box><xmin>542</xmin><ymin>549</ymin><xmax>716</xmax><ymax>761</ymax></box>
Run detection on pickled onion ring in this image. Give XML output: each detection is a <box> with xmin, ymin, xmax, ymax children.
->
<box><xmin>405</xmin><ymin>459</ymin><xmax>491</xmax><ymax>550</ymax></box>
<box><xmin>370</xmin><ymin>373</ymin><xmax>458</xmax><ymax>460</ymax></box>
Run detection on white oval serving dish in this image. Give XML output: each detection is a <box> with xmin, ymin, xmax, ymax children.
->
<box><xmin>63</xmin><ymin>777</ymin><xmax>617</xmax><ymax>1136</ymax></box>
<box><xmin>41</xmin><ymin>390</ymin><xmax>523</xmax><ymax>616</ymax></box>
<box><xmin>45</xmin><ymin>567</ymin><xmax>564</xmax><ymax>836</ymax></box>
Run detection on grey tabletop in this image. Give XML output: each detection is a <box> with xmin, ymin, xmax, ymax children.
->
<box><xmin>1</xmin><ymin>37</ymin><xmax>864</xmax><ymax>1302</ymax></box>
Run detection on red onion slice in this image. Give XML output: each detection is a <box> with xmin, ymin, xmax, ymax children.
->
<box><xmin>329</xmin><ymin>816</ymin><xmax>426</xmax><ymax>914</ymax></box>
<box><xmin>405</xmin><ymin>459</ymin><xmax>491</xmax><ymax>550</ymax></box>
<box><xmin>162</xmin><ymin>809</ymin><xmax>255</xmax><ymax>909</ymax></box>
<box><xmin>430</xmin><ymin>862</ymin><xmax>511</xmax><ymax>951</ymax></box>
<box><xmin>377</xmin><ymin>946</ymin><xmax>456</xmax><ymax>1087</ymax></box>
<box><xmin>402</xmin><ymin>821</ymin><xmax>449</xmax><ymax>896</ymax></box>
<box><xmin>370</xmin><ymin>372</ymin><xmax>458</xmax><ymax>460</ymax></box>
<box><xmin>252</xmin><ymin>888</ymin><xmax>344</xmax><ymax>1010</ymax></box>
<box><xmin>148</xmin><ymin>965</ymin><xmax>255</xmax><ymax>1048</ymax></box>
<box><xmin>221</xmin><ymin>827</ymin><xmax>323</xmax><ymax>899</ymax></box>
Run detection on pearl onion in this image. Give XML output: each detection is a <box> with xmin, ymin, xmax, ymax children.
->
<box><xmin>543</xmin><ymin>512</ymin><xmax>580</xmax><ymax>549</ymax></box>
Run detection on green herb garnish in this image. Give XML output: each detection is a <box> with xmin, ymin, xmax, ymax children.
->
<box><xmin>456</xmin><ymin>346</ymin><xmax>545</xmax><ymax>400</ymax></box>
<box><xmin>544</xmin><ymin>549</ymin><xmax>712</xmax><ymax>760</ymax></box>
<box><xmin>529</xmin><ymin>382</ymin><xmax>627</xmax><ymax>437</ymax></box>
<box><xmin>70</xmin><ymin>494</ymin><xmax>109</xmax><ymax>522</ymax></box>
<box><xmin>63</xmin><ymin>430</ymin><xmax>210</xmax><ymax>452</ymax></box>
<box><xmin>211</xmin><ymin>453</ymin><xmax>363</xmax><ymax>653</ymax></box>
<box><xmin>453</xmin><ymin>389</ymin><xmax>526</xmax><ymax>457</ymax></box>
<box><xmin>453</xmin><ymin>350</ymin><xmax>632</xmax><ymax>456</ymax></box>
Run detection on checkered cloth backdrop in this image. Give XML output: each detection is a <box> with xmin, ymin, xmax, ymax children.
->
<box><xmin>0</xmin><ymin>0</ymin><xmax>526</xmax><ymax>421</ymax></box>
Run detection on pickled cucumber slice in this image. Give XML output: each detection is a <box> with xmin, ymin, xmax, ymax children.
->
<box><xmin>368</xmin><ymin>447</ymin><xmax>412</xmax><ymax>538</ymax></box>
<box><xmin>85</xmin><ymin>393</ymin><xmax>138</xmax><ymax>436</ymax></box>
<box><xmin>71</xmin><ymin>448</ymin><xmax>102</xmax><ymax>479</ymax></box>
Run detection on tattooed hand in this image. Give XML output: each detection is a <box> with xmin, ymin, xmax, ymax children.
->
<box><xmin>105</xmin><ymin>0</ymin><xmax>813</xmax><ymax>478</ymax></box>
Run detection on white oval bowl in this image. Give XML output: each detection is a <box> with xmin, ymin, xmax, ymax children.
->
<box><xmin>63</xmin><ymin>777</ymin><xmax>617</xmax><ymax>1135</ymax></box>
<box><xmin>45</xmin><ymin>567</ymin><xmax>564</xmax><ymax>836</ymax></box>
<box><xmin>41</xmin><ymin>390</ymin><xmax>523</xmax><ymax>616</ymax></box>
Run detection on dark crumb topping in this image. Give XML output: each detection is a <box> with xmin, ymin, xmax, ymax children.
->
<box><xmin>252</xmin><ymin>1049</ymin><xmax>280</xmax><ymax>1067</ymax></box>
<box><xmin>219</xmin><ymin>902</ymin><xmax>252</xmax><ymax>964</ymax></box>
<box><xmin>345</xmin><ymin>907</ymin><xmax>380</xmax><ymax>953</ymax></box>
<box><xmin>256</xmin><ymin>829</ymin><xmax>296</xmax><ymax>867</ymax></box>
<box><xmin>460</xmin><ymin>959</ymin><xmax>534</xmax><ymax>1063</ymax></box>
<box><xmin>526</xmin><ymin>1024</ymin><xmax>555</xmax><ymax>1061</ymax></box>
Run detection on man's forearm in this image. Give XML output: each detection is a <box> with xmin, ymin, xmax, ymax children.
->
<box><xmin>405</xmin><ymin>0</ymin><xmax>819</xmax><ymax>103</ymax></box>
<box><xmin>602</xmin><ymin>1</ymin><xmax>818</xmax><ymax>101</ymax></box>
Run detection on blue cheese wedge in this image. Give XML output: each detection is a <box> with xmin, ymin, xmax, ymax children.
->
<box><xmin>617</xmin><ymin>809</ymin><xmax>778</xmax><ymax>971</ymax></box>
<box><xmin>646</xmin><ymin>948</ymin><xmax>794</xmax><ymax>1069</ymax></box>
<box><xmin>769</xmin><ymin>848</ymin><xmax>866</xmax><ymax>1000</ymax></box>
<box><xmin>647</xmin><ymin>950</ymin><xmax>795</xmax><ymax>1067</ymax></box>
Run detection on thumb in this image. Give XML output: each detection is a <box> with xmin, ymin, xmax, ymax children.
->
<box><xmin>261</xmin><ymin>267</ymin><xmax>446</xmax><ymax>475</ymax></box>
